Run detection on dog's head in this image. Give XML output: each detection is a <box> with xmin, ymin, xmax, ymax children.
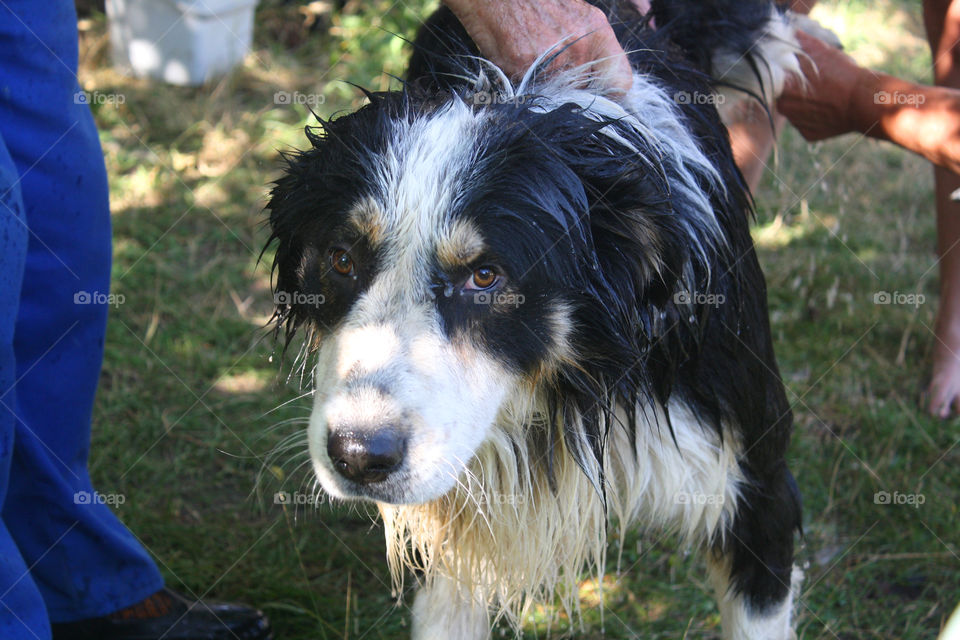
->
<box><xmin>266</xmin><ymin>75</ymin><xmax>734</xmax><ymax>505</ymax></box>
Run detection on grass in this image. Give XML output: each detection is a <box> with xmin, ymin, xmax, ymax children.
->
<box><xmin>76</xmin><ymin>0</ymin><xmax>958</xmax><ymax>638</ymax></box>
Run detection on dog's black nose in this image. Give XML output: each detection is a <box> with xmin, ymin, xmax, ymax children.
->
<box><xmin>326</xmin><ymin>429</ymin><xmax>406</xmax><ymax>484</ymax></box>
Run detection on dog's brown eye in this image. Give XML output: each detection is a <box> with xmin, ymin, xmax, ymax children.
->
<box><xmin>330</xmin><ymin>249</ymin><xmax>354</xmax><ymax>276</ymax></box>
<box><xmin>471</xmin><ymin>267</ymin><xmax>497</xmax><ymax>289</ymax></box>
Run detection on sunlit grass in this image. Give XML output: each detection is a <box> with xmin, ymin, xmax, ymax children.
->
<box><xmin>810</xmin><ymin>0</ymin><xmax>929</xmax><ymax>77</ymax></box>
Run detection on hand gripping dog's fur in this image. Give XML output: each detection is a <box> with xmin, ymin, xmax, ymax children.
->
<box><xmin>266</xmin><ymin>1</ymin><xmax>805</xmax><ymax>637</ymax></box>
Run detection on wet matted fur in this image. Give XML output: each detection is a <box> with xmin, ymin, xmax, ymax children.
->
<box><xmin>265</xmin><ymin>1</ymin><xmax>805</xmax><ymax>637</ymax></box>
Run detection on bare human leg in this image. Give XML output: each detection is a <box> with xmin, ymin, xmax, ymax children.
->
<box><xmin>923</xmin><ymin>0</ymin><xmax>960</xmax><ymax>417</ymax></box>
<box><xmin>733</xmin><ymin>0</ymin><xmax>960</xmax><ymax>417</ymax></box>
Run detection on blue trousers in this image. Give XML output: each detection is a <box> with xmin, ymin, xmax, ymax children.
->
<box><xmin>0</xmin><ymin>2</ymin><xmax>164</xmax><ymax>637</ymax></box>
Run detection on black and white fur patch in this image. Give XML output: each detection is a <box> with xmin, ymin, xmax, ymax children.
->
<box><xmin>266</xmin><ymin>1</ymin><xmax>804</xmax><ymax>637</ymax></box>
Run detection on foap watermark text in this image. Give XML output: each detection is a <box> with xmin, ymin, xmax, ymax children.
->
<box><xmin>74</xmin><ymin>490</ymin><xmax>126</xmax><ymax>506</ymax></box>
<box><xmin>674</xmin><ymin>491</ymin><xmax>725</xmax><ymax>506</ymax></box>
<box><xmin>75</xmin><ymin>290</ymin><xmax>125</xmax><ymax>307</ymax></box>
<box><xmin>470</xmin><ymin>91</ymin><xmax>530</xmax><ymax>106</ymax></box>
<box><xmin>673</xmin><ymin>91</ymin><xmax>725</xmax><ymax>106</ymax></box>
<box><xmin>74</xmin><ymin>90</ymin><xmax>125</xmax><ymax>106</ymax></box>
<box><xmin>674</xmin><ymin>290</ymin><xmax>725</xmax><ymax>307</ymax></box>
<box><xmin>873</xmin><ymin>291</ymin><xmax>925</xmax><ymax>308</ymax></box>
<box><xmin>874</xmin><ymin>90</ymin><xmax>925</xmax><ymax>106</ymax></box>
<box><xmin>274</xmin><ymin>491</ymin><xmax>321</xmax><ymax>506</ymax></box>
<box><xmin>874</xmin><ymin>490</ymin><xmax>925</xmax><ymax>508</ymax></box>
<box><xmin>274</xmin><ymin>91</ymin><xmax>325</xmax><ymax>106</ymax></box>
<box><xmin>275</xmin><ymin>291</ymin><xmax>325</xmax><ymax>307</ymax></box>
<box><xmin>474</xmin><ymin>291</ymin><xmax>524</xmax><ymax>307</ymax></box>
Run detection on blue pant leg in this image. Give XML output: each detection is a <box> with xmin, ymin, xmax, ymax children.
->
<box><xmin>0</xmin><ymin>126</ymin><xmax>51</xmax><ymax>640</ymax></box>
<box><xmin>0</xmin><ymin>0</ymin><xmax>164</xmax><ymax>623</ymax></box>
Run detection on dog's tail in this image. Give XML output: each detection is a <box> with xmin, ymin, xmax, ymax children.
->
<box><xmin>650</xmin><ymin>0</ymin><xmax>803</xmax><ymax>113</ymax></box>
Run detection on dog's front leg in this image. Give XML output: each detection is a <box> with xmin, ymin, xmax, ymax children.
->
<box><xmin>411</xmin><ymin>575</ymin><xmax>490</xmax><ymax>640</ymax></box>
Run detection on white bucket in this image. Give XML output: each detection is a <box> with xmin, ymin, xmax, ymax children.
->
<box><xmin>106</xmin><ymin>0</ymin><xmax>258</xmax><ymax>86</ymax></box>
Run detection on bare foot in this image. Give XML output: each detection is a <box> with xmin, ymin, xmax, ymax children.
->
<box><xmin>927</xmin><ymin>315</ymin><xmax>960</xmax><ymax>417</ymax></box>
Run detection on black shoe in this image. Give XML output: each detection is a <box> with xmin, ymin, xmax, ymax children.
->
<box><xmin>50</xmin><ymin>588</ymin><xmax>272</xmax><ymax>640</ymax></box>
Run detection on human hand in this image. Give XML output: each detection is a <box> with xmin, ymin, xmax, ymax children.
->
<box><xmin>442</xmin><ymin>0</ymin><xmax>633</xmax><ymax>95</ymax></box>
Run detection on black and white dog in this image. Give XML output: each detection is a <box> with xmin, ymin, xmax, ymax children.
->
<box><xmin>266</xmin><ymin>1</ymin><xmax>805</xmax><ymax>637</ymax></box>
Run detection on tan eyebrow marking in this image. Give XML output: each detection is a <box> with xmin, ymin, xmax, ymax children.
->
<box><xmin>437</xmin><ymin>218</ymin><xmax>486</xmax><ymax>270</ymax></box>
<box><xmin>347</xmin><ymin>197</ymin><xmax>386</xmax><ymax>247</ymax></box>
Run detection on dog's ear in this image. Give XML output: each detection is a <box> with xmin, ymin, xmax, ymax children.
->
<box><xmin>541</xmin><ymin>110</ymin><xmax>745</xmax><ymax>481</ymax></box>
<box><xmin>264</xmin><ymin>140</ymin><xmax>323</xmax><ymax>348</ymax></box>
<box><xmin>265</xmin><ymin>116</ymin><xmax>363</xmax><ymax>350</ymax></box>
<box><xmin>565</xmin><ymin>117</ymin><xmax>697</xmax><ymax>345</ymax></box>
<box><xmin>264</xmin><ymin>108</ymin><xmax>381</xmax><ymax>344</ymax></box>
